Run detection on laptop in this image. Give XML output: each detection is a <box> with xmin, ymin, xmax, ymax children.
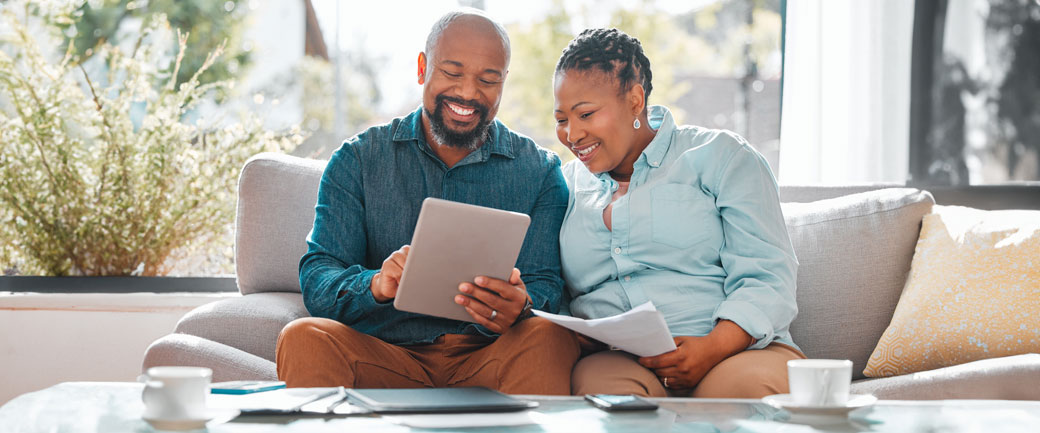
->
<box><xmin>393</xmin><ymin>198</ymin><xmax>531</xmax><ymax>323</ymax></box>
<box><xmin>344</xmin><ymin>387</ymin><xmax>538</xmax><ymax>413</ymax></box>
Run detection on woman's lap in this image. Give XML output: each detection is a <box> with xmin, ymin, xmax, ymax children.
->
<box><xmin>571</xmin><ymin>343</ymin><xmax>805</xmax><ymax>398</ymax></box>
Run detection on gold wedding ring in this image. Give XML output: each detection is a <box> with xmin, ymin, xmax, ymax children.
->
<box><xmin>663</xmin><ymin>377</ymin><xmax>669</xmax><ymax>388</ymax></box>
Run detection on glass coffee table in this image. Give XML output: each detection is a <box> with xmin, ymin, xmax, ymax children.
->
<box><xmin>3</xmin><ymin>382</ymin><xmax>1040</xmax><ymax>432</ymax></box>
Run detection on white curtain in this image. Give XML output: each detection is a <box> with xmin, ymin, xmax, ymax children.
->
<box><xmin>778</xmin><ymin>0</ymin><xmax>914</xmax><ymax>185</ymax></box>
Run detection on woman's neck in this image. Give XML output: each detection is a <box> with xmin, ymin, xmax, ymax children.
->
<box><xmin>609</xmin><ymin>120</ymin><xmax>657</xmax><ymax>182</ymax></box>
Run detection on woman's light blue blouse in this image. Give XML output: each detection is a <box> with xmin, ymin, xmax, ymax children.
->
<box><xmin>560</xmin><ymin>105</ymin><xmax>800</xmax><ymax>351</ymax></box>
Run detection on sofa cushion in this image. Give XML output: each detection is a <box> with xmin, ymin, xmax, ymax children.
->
<box><xmin>235</xmin><ymin>153</ymin><xmax>326</xmax><ymax>295</ymax></box>
<box><xmin>173</xmin><ymin>292</ymin><xmax>308</xmax><ymax>362</ymax></box>
<box><xmin>781</xmin><ymin>188</ymin><xmax>933</xmax><ymax>379</ymax></box>
<box><xmin>852</xmin><ymin>354</ymin><xmax>1040</xmax><ymax>400</ymax></box>
<box><xmin>864</xmin><ymin>205</ymin><xmax>1040</xmax><ymax>377</ymax></box>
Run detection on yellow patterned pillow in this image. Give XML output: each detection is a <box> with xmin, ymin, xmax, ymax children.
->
<box><xmin>864</xmin><ymin>205</ymin><xmax>1040</xmax><ymax>378</ymax></box>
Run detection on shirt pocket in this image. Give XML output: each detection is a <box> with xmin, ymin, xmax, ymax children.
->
<box><xmin>650</xmin><ymin>183</ymin><xmax>716</xmax><ymax>249</ymax></box>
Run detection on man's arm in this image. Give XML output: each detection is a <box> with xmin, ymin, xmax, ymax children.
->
<box><xmin>299</xmin><ymin>139</ymin><xmax>388</xmax><ymax>324</ymax></box>
<box><xmin>515</xmin><ymin>154</ymin><xmax>570</xmax><ymax>314</ymax></box>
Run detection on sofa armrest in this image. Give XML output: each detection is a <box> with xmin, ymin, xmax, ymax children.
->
<box><xmin>143</xmin><ymin>334</ymin><xmax>278</xmax><ymax>381</ymax></box>
<box><xmin>173</xmin><ymin>292</ymin><xmax>309</xmax><ymax>362</ymax></box>
<box><xmin>235</xmin><ymin>152</ymin><xmax>326</xmax><ymax>295</ymax></box>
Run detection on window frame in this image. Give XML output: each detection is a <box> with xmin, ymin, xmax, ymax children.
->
<box><xmin>0</xmin><ymin>276</ymin><xmax>238</xmax><ymax>294</ymax></box>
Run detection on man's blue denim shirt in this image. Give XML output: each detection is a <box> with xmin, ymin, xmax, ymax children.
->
<box><xmin>300</xmin><ymin>107</ymin><xmax>569</xmax><ymax>345</ymax></box>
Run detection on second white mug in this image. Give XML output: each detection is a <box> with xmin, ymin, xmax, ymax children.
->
<box><xmin>787</xmin><ymin>359</ymin><xmax>852</xmax><ymax>406</ymax></box>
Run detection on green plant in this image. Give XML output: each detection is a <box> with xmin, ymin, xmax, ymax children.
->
<box><xmin>60</xmin><ymin>0</ymin><xmax>252</xmax><ymax>95</ymax></box>
<box><xmin>0</xmin><ymin>7</ymin><xmax>302</xmax><ymax>276</ymax></box>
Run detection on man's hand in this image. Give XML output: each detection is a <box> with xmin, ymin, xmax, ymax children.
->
<box><xmin>637</xmin><ymin>320</ymin><xmax>753</xmax><ymax>389</ymax></box>
<box><xmin>371</xmin><ymin>245</ymin><xmax>410</xmax><ymax>303</ymax></box>
<box><xmin>454</xmin><ymin>268</ymin><xmax>530</xmax><ymax>334</ymax></box>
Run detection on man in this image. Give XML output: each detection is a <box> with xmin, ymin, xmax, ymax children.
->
<box><xmin>276</xmin><ymin>9</ymin><xmax>578</xmax><ymax>395</ymax></box>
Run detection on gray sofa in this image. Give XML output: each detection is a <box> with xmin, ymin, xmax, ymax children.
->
<box><xmin>143</xmin><ymin>152</ymin><xmax>1040</xmax><ymax>399</ymax></box>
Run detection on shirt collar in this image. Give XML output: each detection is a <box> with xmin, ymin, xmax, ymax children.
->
<box><xmin>392</xmin><ymin>107</ymin><xmax>516</xmax><ymax>160</ymax></box>
<box><xmin>640</xmin><ymin>105</ymin><xmax>675</xmax><ymax>168</ymax></box>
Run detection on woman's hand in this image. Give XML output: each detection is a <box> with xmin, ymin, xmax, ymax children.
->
<box><xmin>637</xmin><ymin>320</ymin><xmax>754</xmax><ymax>390</ymax></box>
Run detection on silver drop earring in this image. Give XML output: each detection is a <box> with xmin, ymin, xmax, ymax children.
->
<box><xmin>633</xmin><ymin>118</ymin><xmax>641</xmax><ymax>129</ymax></box>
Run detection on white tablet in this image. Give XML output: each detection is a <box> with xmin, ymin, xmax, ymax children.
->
<box><xmin>393</xmin><ymin>198</ymin><xmax>531</xmax><ymax>323</ymax></box>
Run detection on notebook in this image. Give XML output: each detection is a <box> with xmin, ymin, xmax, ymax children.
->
<box><xmin>344</xmin><ymin>387</ymin><xmax>538</xmax><ymax>414</ymax></box>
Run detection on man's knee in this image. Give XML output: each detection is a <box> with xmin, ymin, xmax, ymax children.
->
<box><xmin>279</xmin><ymin>318</ymin><xmax>327</xmax><ymax>347</ymax></box>
<box><xmin>514</xmin><ymin>317</ymin><xmax>579</xmax><ymax>348</ymax></box>
<box><xmin>276</xmin><ymin>317</ymin><xmax>361</xmax><ymax>357</ymax></box>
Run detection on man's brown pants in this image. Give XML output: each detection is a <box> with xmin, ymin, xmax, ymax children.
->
<box><xmin>276</xmin><ymin>316</ymin><xmax>580</xmax><ymax>395</ymax></box>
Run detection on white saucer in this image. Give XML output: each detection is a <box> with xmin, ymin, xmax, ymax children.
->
<box><xmin>762</xmin><ymin>393</ymin><xmax>877</xmax><ymax>416</ymax></box>
<box><xmin>143</xmin><ymin>408</ymin><xmax>240</xmax><ymax>431</ymax></box>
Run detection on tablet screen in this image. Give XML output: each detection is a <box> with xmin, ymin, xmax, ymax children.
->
<box><xmin>393</xmin><ymin>198</ymin><xmax>531</xmax><ymax>323</ymax></box>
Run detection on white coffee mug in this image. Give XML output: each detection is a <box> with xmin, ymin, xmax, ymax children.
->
<box><xmin>139</xmin><ymin>366</ymin><xmax>212</xmax><ymax>420</ymax></box>
<box><xmin>787</xmin><ymin>359</ymin><xmax>852</xmax><ymax>406</ymax></box>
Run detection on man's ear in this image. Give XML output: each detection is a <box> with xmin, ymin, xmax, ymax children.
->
<box><xmin>628</xmin><ymin>84</ymin><xmax>646</xmax><ymax>116</ymax></box>
<box><xmin>417</xmin><ymin>52</ymin><xmax>427</xmax><ymax>85</ymax></box>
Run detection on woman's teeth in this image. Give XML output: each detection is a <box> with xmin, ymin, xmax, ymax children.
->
<box><xmin>573</xmin><ymin>143</ymin><xmax>599</xmax><ymax>156</ymax></box>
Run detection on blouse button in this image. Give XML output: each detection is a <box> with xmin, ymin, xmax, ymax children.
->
<box><xmin>613</xmin><ymin>247</ymin><xmax>622</xmax><ymax>254</ymax></box>
<box><xmin>624</xmin><ymin>275</ymin><xmax>631</xmax><ymax>282</ymax></box>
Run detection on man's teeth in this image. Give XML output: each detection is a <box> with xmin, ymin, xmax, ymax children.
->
<box><xmin>448</xmin><ymin>103</ymin><xmax>475</xmax><ymax>116</ymax></box>
<box><xmin>573</xmin><ymin>143</ymin><xmax>599</xmax><ymax>156</ymax></box>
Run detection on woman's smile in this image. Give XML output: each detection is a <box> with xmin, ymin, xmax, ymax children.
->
<box><xmin>571</xmin><ymin>141</ymin><xmax>601</xmax><ymax>162</ymax></box>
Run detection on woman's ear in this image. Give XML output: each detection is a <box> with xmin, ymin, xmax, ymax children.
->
<box><xmin>628</xmin><ymin>84</ymin><xmax>646</xmax><ymax>116</ymax></box>
<box><xmin>417</xmin><ymin>52</ymin><xmax>427</xmax><ymax>85</ymax></box>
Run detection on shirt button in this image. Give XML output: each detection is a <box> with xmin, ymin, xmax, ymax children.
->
<box><xmin>624</xmin><ymin>275</ymin><xmax>631</xmax><ymax>282</ymax></box>
<box><xmin>613</xmin><ymin>247</ymin><xmax>622</xmax><ymax>254</ymax></box>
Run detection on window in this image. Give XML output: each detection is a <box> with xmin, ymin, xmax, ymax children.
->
<box><xmin>0</xmin><ymin>0</ymin><xmax>783</xmax><ymax>278</ymax></box>
<box><xmin>910</xmin><ymin>0</ymin><xmax>1040</xmax><ymax>186</ymax></box>
<box><xmin>306</xmin><ymin>0</ymin><xmax>783</xmax><ymax>168</ymax></box>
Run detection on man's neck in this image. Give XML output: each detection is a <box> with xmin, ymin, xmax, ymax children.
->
<box><xmin>420</xmin><ymin>113</ymin><xmax>480</xmax><ymax>169</ymax></box>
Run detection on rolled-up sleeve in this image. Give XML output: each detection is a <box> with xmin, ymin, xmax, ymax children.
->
<box><xmin>711</xmin><ymin>140</ymin><xmax>799</xmax><ymax>349</ymax></box>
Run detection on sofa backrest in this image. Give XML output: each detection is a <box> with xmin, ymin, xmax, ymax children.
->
<box><xmin>234</xmin><ymin>153</ymin><xmax>934</xmax><ymax>378</ymax></box>
<box><xmin>235</xmin><ymin>153</ymin><xmax>325</xmax><ymax>295</ymax></box>
<box><xmin>781</xmin><ymin>188</ymin><xmax>934</xmax><ymax>379</ymax></box>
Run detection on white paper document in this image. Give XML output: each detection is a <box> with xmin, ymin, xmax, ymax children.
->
<box><xmin>533</xmin><ymin>301</ymin><xmax>677</xmax><ymax>357</ymax></box>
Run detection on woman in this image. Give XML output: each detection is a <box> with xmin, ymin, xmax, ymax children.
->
<box><xmin>553</xmin><ymin>28</ymin><xmax>805</xmax><ymax>398</ymax></box>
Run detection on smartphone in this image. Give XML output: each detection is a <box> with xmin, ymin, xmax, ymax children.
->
<box><xmin>584</xmin><ymin>394</ymin><xmax>659</xmax><ymax>412</ymax></box>
<box><xmin>210</xmin><ymin>380</ymin><xmax>286</xmax><ymax>394</ymax></box>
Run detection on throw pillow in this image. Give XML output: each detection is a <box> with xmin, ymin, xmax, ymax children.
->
<box><xmin>781</xmin><ymin>188</ymin><xmax>934</xmax><ymax>380</ymax></box>
<box><xmin>863</xmin><ymin>205</ymin><xmax>1040</xmax><ymax>377</ymax></box>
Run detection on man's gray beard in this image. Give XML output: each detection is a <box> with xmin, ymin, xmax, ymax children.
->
<box><xmin>429</xmin><ymin>125</ymin><xmax>487</xmax><ymax>151</ymax></box>
<box><xmin>425</xmin><ymin>105</ymin><xmax>492</xmax><ymax>151</ymax></box>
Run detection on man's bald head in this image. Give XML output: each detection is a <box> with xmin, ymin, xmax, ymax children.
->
<box><xmin>424</xmin><ymin>8</ymin><xmax>511</xmax><ymax>68</ymax></box>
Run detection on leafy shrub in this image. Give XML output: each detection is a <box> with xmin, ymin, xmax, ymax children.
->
<box><xmin>0</xmin><ymin>7</ymin><xmax>302</xmax><ymax>276</ymax></box>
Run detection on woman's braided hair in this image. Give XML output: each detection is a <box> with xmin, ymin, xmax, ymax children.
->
<box><xmin>555</xmin><ymin>28</ymin><xmax>653</xmax><ymax>103</ymax></box>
